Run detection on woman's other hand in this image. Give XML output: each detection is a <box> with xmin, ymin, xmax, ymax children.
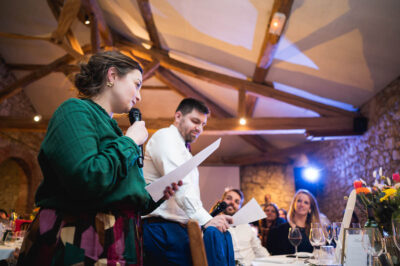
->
<box><xmin>162</xmin><ymin>180</ymin><xmax>183</xmax><ymax>200</ymax></box>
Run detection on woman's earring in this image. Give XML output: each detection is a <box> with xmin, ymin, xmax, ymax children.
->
<box><xmin>106</xmin><ymin>82</ymin><xmax>114</xmax><ymax>87</ymax></box>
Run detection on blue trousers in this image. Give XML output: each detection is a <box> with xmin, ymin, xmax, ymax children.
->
<box><xmin>143</xmin><ymin>220</ymin><xmax>234</xmax><ymax>266</ymax></box>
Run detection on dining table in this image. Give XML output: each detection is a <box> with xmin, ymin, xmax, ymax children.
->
<box><xmin>0</xmin><ymin>244</ymin><xmax>16</xmax><ymax>260</ymax></box>
<box><xmin>250</xmin><ymin>253</ymin><xmax>340</xmax><ymax>266</ymax></box>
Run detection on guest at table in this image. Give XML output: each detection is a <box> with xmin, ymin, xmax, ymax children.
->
<box><xmin>266</xmin><ymin>189</ymin><xmax>321</xmax><ymax>255</ymax></box>
<box><xmin>279</xmin><ymin>208</ymin><xmax>287</xmax><ymax>220</ymax></box>
<box><xmin>16</xmin><ymin>51</ymin><xmax>180</xmax><ymax>266</ymax></box>
<box><xmin>258</xmin><ymin>203</ymin><xmax>286</xmax><ymax>247</ymax></box>
<box><xmin>0</xmin><ymin>210</ymin><xmax>8</xmax><ymax>223</ymax></box>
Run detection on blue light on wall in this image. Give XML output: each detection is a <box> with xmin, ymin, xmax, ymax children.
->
<box><xmin>302</xmin><ymin>167</ymin><xmax>320</xmax><ymax>183</ymax></box>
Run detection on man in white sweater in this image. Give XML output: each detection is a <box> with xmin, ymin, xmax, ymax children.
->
<box><xmin>212</xmin><ymin>188</ymin><xmax>270</xmax><ymax>266</ymax></box>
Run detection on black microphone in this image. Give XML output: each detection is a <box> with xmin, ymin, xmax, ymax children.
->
<box><xmin>210</xmin><ymin>201</ymin><xmax>228</xmax><ymax>217</ymax></box>
<box><xmin>129</xmin><ymin>108</ymin><xmax>144</xmax><ymax>168</ymax></box>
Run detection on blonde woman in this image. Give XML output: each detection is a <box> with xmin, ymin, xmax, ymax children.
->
<box><xmin>266</xmin><ymin>189</ymin><xmax>321</xmax><ymax>255</ymax></box>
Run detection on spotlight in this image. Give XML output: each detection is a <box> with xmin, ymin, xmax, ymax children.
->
<box><xmin>33</xmin><ymin>115</ymin><xmax>42</xmax><ymax>122</ymax></box>
<box><xmin>84</xmin><ymin>15</ymin><xmax>90</xmax><ymax>25</ymax></box>
<box><xmin>239</xmin><ymin>118</ymin><xmax>246</xmax><ymax>125</ymax></box>
<box><xmin>302</xmin><ymin>167</ymin><xmax>320</xmax><ymax>182</ymax></box>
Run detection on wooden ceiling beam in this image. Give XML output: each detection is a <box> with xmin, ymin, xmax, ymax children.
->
<box><xmin>203</xmin><ymin>152</ymin><xmax>291</xmax><ymax>166</ymax></box>
<box><xmin>137</xmin><ymin>0</ymin><xmax>162</xmax><ymax>49</ymax></box>
<box><xmin>0</xmin><ymin>116</ymin><xmax>359</xmax><ymax>134</ymax></box>
<box><xmin>247</xmin><ymin>0</ymin><xmax>294</xmax><ymax>118</ymax></box>
<box><xmin>7</xmin><ymin>64</ymin><xmax>80</xmax><ymax>73</ymax></box>
<box><xmin>238</xmin><ymin>87</ymin><xmax>246</xmax><ymax>118</ymax></box>
<box><xmin>118</xmin><ymin>41</ymin><xmax>355</xmax><ymax>117</ymax></box>
<box><xmin>253</xmin><ymin>0</ymin><xmax>294</xmax><ymax>83</ymax></box>
<box><xmin>51</xmin><ymin>0</ymin><xmax>82</xmax><ymax>43</ymax></box>
<box><xmin>142</xmin><ymin>60</ymin><xmax>160</xmax><ymax>81</ymax></box>
<box><xmin>81</xmin><ymin>0</ymin><xmax>113</xmax><ymax>47</ymax></box>
<box><xmin>47</xmin><ymin>0</ymin><xmax>84</xmax><ymax>59</ymax></box>
<box><xmin>141</xmin><ymin>86</ymin><xmax>169</xmax><ymax>90</ymax></box>
<box><xmin>0</xmin><ymin>54</ymin><xmax>74</xmax><ymax>103</ymax></box>
<box><xmin>155</xmin><ymin>67</ymin><xmax>231</xmax><ymax>118</ymax></box>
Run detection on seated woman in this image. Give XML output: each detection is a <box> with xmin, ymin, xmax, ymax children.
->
<box><xmin>266</xmin><ymin>189</ymin><xmax>321</xmax><ymax>255</ymax></box>
<box><xmin>258</xmin><ymin>203</ymin><xmax>286</xmax><ymax>247</ymax></box>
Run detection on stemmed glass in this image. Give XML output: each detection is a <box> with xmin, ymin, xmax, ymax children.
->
<box><xmin>323</xmin><ymin>223</ymin><xmax>333</xmax><ymax>246</ymax></box>
<box><xmin>361</xmin><ymin>228</ymin><xmax>384</xmax><ymax>266</ymax></box>
<box><xmin>309</xmin><ymin>227</ymin><xmax>326</xmax><ymax>261</ymax></box>
<box><xmin>392</xmin><ymin>219</ymin><xmax>400</xmax><ymax>251</ymax></box>
<box><xmin>333</xmin><ymin>222</ymin><xmax>342</xmax><ymax>245</ymax></box>
<box><xmin>288</xmin><ymin>227</ymin><xmax>302</xmax><ymax>261</ymax></box>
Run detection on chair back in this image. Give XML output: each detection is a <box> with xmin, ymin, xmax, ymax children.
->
<box><xmin>187</xmin><ymin>219</ymin><xmax>208</xmax><ymax>266</ymax></box>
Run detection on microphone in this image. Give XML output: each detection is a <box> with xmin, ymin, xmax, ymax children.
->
<box><xmin>210</xmin><ymin>201</ymin><xmax>228</xmax><ymax>217</ymax></box>
<box><xmin>128</xmin><ymin>108</ymin><xmax>144</xmax><ymax>168</ymax></box>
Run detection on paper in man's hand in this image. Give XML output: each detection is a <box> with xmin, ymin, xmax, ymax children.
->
<box><xmin>145</xmin><ymin>138</ymin><xmax>221</xmax><ymax>201</ymax></box>
<box><xmin>232</xmin><ymin>198</ymin><xmax>266</xmax><ymax>226</ymax></box>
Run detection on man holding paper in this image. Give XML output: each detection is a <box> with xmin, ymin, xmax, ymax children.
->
<box><xmin>142</xmin><ymin>98</ymin><xmax>234</xmax><ymax>266</ymax></box>
<box><xmin>210</xmin><ymin>188</ymin><xmax>270</xmax><ymax>266</ymax></box>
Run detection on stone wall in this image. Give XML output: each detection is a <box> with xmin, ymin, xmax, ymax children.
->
<box><xmin>239</xmin><ymin>77</ymin><xmax>400</xmax><ymax>223</ymax></box>
<box><xmin>240</xmin><ymin>163</ymin><xmax>296</xmax><ymax>211</ymax></box>
<box><xmin>0</xmin><ymin>55</ymin><xmax>44</xmax><ymax>215</ymax></box>
<box><xmin>313</xmin><ymin>77</ymin><xmax>400</xmax><ymax>222</ymax></box>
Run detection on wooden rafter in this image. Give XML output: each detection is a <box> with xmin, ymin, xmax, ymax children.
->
<box><xmin>238</xmin><ymin>87</ymin><xmax>246</xmax><ymax>118</ymax></box>
<box><xmin>155</xmin><ymin>67</ymin><xmax>276</xmax><ymax>153</ymax></box>
<box><xmin>81</xmin><ymin>0</ymin><xmax>113</xmax><ymax>47</ymax></box>
<box><xmin>0</xmin><ymin>54</ymin><xmax>74</xmax><ymax>103</ymax></box>
<box><xmin>51</xmin><ymin>0</ymin><xmax>82</xmax><ymax>43</ymax></box>
<box><xmin>155</xmin><ymin>67</ymin><xmax>231</xmax><ymax>118</ymax></box>
<box><xmin>142</xmin><ymin>60</ymin><xmax>160</xmax><ymax>81</ymax></box>
<box><xmin>141</xmin><ymin>86</ymin><xmax>169</xmax><ymax>90</ymax></box>
<box><xmin>118</xmin><ymin>42</ymin><xmax>356</xmax><ymax>117</ymax></box>
<box><xmin>47</xmin><ymin>0</ymin><xmax>84</xmax><ymax>59</ymax></box>
<box><xmin>248</xmin><ymin>0</ymin><xmax>294</xmax><ymax>118</ymax></box>
<box><xmin>0</xmin><ymin>116</ymin><xmax>357</xmax><ymax>134</ymax></box>
<box><xmin>137</xmin><ymin>0</ymin><xmax>162</xmax><ymax>49</ymax></box>
<box><xmin>253</xmin><ymin>0</ymin><xmax>294</xmax><ymax>83</ymax></box>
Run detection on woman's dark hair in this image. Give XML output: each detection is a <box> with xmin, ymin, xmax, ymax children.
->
<box><xmin>264</xmin><ymin>203</ymin><xmax>279</xmax><ymax>220</ymax></box>
<box><xmin>75</xmin><ymin>50</ymin><xmax>143</xmax><ymax>98</ymax></box>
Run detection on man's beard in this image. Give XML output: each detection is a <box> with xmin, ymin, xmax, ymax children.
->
<box><xmin>223</xmin><ymin>205</ymin><xmax>236</xmax><ymax>216</ymax></box>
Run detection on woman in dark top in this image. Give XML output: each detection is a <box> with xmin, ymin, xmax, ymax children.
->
<box><xmin>266</xmin><ymin>189</ymin><xmax>321</xmax><ymax>255</ymax></box>
<box><xmin>17</xmin><ymin>51</ymin><xmax>179</xmax><ymax>266</ymax></box>
<box><xmin>258</xmin><ymin>203</ymin><xmax>286</xmax><ymax>247</ymax></box>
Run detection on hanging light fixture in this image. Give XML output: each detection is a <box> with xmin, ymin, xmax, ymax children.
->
<box><xmin>269</xmin><ymin>12</ymin><xmax>286</xmax><ymax>36</ymax></box>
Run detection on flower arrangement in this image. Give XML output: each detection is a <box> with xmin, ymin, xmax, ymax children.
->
<box><xmin>353</xmin><ymin>168</ymin><xmax>400</xmax><ymax>234</ymax></box>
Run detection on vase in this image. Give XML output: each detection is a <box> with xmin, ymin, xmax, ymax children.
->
<box><xmin>380</xmin><ymin>236</ymin><xmax>400</xmax><ymax>266</ymax></box>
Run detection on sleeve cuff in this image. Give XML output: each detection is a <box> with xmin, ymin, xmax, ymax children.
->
<box><xmin>190</xmin><ymin>208</ymin><xmax>213</xmax><ymax>226</ymax></box>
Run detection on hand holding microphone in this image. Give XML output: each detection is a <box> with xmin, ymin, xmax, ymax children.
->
<box><xmin>127</xmin><ymin>108</ymin><xmax>147</xmax><ymax>168</ymax></box>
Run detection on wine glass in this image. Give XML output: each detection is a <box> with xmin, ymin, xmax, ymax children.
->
<box><xmin>361</xmin><ymin>228</ymin><xmax>383</xmax><ymax>266</ymax></box>
<box><xmin>392</xmin><ymin>219</ymin><xmax>400</xmax><ymax>251</ymax></box>
<box><xmin>288</xmin><ymin>227</ymin><xmax>302</xmax><ymax>261</ymax></box>
<box><xmin>309</xmin><ymin>227</ymin><xmax>326</xmax><ymax>261</ymax></box>
<box><xmin>333</xmin><ymin>222</ymin><xmax>342</xmax><ymax>244</ymax></box>
<box><xmin>323</xmin><ymin>223</ymin><xmax>333</xmax><ymax>246</ymax></box>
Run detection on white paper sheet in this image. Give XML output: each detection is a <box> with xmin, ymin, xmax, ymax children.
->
<box><xmin>145</xmin><ymin>138</ymin><xmax>221</xmax><ymax>201</ymax></box>
<box><xmin>231</xmin><ymin>198</ymin><xmax>266</xmax><ymax>226</ymax></box>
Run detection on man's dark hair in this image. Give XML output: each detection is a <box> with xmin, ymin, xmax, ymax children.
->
<box><xmin>222</xmin><ymin>188</ymin><xmax>244</xmax><ymax>206</ymax></box>
<box><xmin>175</xmin><ymin>98</ymin><xmax>210</xmax><ymax>115</ymax></box>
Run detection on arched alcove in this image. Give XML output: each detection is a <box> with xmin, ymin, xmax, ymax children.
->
<box><xmin>0</xmin><ymin>158</ymin><xmax>30</xmax><ymax>216</ymax></box>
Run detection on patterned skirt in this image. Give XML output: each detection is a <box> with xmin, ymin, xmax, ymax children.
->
<box><xmin>17</xmin><ymin>207</ymin><xmax>143</xmax><ymax>266</ymax></box>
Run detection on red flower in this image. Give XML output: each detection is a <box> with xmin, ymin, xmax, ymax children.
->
<box><xmin>393</xmin><ymin>173</ymin><xmax>400</xmax><ymax>183</ymax></box>
<box><xmin>354</xmin><ymin>180</ymin><xmax>363</xmax><ymax>189</ymax></box>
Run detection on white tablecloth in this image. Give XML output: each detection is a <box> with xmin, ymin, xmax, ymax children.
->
<box><xmin>251</xmin><ymin>255</ymin><xmax>308</xmax><ymax>266</ymax></box>
<box><xmin>0</xmin><ymin>245</ymin><xmax>15</xmax><ymax>260</ymax></box>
